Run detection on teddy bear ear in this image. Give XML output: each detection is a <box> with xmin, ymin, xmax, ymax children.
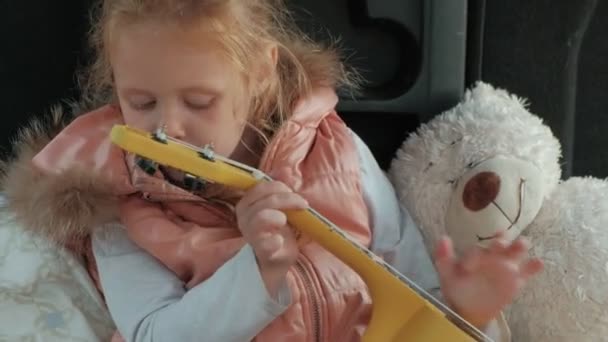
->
<box><xmin>466</xmin><ymin>81</ymin><xmax>515</xmax><ymax>105</ymax></box>
<box><xmin>464</xmin><ymin>81</ymin><xmax>491</xmax><ymax>101</ymax></box>
<box><xmin>459</xmin><ymin>81</ymin><xmax>537</xmax><ymax>125</ymax></box>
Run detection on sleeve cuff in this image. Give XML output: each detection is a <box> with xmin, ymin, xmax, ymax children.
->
<box><xmin>482</xmin><ymin>312</ymin><xmax>512</xmax><ymax>342</ymax></box>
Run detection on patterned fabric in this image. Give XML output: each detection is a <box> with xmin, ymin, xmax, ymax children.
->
<box><xmin>0</xmin><ymin>204</ymin><xmax>115</xmax><ymax>341</ymax></box>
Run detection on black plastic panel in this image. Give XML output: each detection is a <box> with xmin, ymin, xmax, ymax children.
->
<box><xmin>289</xmin><ymin>0</ymin><xmax>468</xmax><ymax>117</ymax></box>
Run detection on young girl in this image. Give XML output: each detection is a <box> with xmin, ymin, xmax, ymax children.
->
<box><xmin>2</xmin><ymin>0</ymin><xmax>541</xmax><ymax>341</ymax></box>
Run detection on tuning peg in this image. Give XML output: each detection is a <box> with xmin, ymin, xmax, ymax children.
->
<box><xmin>152</xmin><ymin>123</ymin><xmax>168</xmax><ymax>143</ymax></box>
<box><xmin>198</xmin><ymin>143</ymin><xmax>215</xmax><ymax>161</ymax></box>
<box><xmin>183</xmin><ymin>173</ymin><xmax>207</xmax><ymax>192</ymax></box>
<box><xmin>135</xmin><ymin>156</ymin><xmax>158</xmax><ymax>175</ymax></box>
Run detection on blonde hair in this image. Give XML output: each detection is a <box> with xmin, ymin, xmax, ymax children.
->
<box><xmin>79</xmin><ymin>0</ymin><xmax>361</xmax><ymax>135</ymax></box>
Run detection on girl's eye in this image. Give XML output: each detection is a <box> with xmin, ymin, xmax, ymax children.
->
<box><xmin>185</xmin><ymin>98</ymin><xmax>213</xmax><ymax>110</ymax></box>
<box><xmin>186</xmin><ymin>101</ymin><xmax>210</xmax><ymax>110</ymax></box>
<box><xmin>184</xmin><ymin>94</ymin><xmax>214</xmax><ymax>110</ymax></box>
<box><xmin>130</xmin><ymin>99</ymin><xmax>156</xmax><ymax>111</ymax></box>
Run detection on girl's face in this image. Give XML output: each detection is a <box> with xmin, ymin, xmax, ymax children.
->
<box><xmin>110</xmin><ymin>21</ymin><xmax>259</xmax><ymax>161</ymax></box>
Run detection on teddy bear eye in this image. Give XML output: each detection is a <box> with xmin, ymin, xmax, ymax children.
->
<box><xmin>466</xmin><ymin>161</ymin><xmax>481</xmax><ymax>169</ymax></box>
<box><xmin>449</xmin><ymin>137</ymin><xmax>463</xmax><ymax>146</ymax></box>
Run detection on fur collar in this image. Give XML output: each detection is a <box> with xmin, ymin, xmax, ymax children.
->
<box><xmin>0</xmin><ymin>105</ymin><xmax>119</xmax><ymax>249</ymax></box>
<box><xmin>0</xmin><ymin>88</ymin><xmax>341</xmax><ymax>249</ymax></box>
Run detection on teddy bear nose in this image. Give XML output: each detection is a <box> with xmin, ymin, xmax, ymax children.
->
<box><xmin>462</xmin><ymin>171</ymin><xmax>501</xmax><ymax>211</ymax></box>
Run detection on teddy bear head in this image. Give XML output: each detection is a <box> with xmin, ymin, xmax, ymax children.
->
<box><xmin>389</xmin><ymin>82</ymin><xmax>562</xmax><ymax>254</ymax></box>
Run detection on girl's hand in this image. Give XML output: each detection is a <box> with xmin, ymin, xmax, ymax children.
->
<box><xmin>235</xmin><ymin>181</ymin><xmax>307</xmax><ymax>296</ymax></box>
<box><xmin>435</xmin><ymin>235</ymin><xmax>543</xmax><ymax>328</ymax></box>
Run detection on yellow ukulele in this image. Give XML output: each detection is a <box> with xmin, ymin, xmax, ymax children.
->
<box><xmin>110</xmin><ymin>124</ymin><xmax>494</xmax><ymax>342</ymax></box>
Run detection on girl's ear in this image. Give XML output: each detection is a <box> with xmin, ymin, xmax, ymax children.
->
<box><xmin>253</xmin><ymin>43</ymin><xmax>278</xmax><ymax>96</ymax></box>
<box><xmin>269</xmin><ymin>44</ymin><xmax>278</xmax><ymax>67</ymax></box>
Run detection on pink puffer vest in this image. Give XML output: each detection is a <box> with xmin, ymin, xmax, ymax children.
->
<box><xmin>32</xmin><ymin>88</ymin><xmax>374</xmax><ymax>341</ymax></box>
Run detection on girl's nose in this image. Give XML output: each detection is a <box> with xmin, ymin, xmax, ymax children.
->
<box><xmin>161</xmin><ymin>108</ymin><xmax>186</xmax><ymax>139</ymax></box>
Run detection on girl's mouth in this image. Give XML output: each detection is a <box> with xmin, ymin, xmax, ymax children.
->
<box><xmin>159</xmin><ymin>165</ymin><xmax>206</xmax><ymax>192</ymax></box>
<box><xmin>159</xmin><ymin>165</ymin><xmax>184</xmax><ymax>183</ymax></box>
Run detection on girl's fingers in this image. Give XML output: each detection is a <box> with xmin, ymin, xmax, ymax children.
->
<box><xmin>434</xmin><ymin>236</ymin><xmax>456</xmax><ymax>280</ymax></box>
<box><xmin>237</xmin><ymin>181</ymin><xmax>294</xmax><ymax>210</ymax></box>
<box><xmin>256</xmin><ymin>232</ymin><xmax>285</xmax><ymax>257</ymax></box>
<box><xmin>520</xmin><ymin>258</ymin><xmax>544</xmax><ymax>279</ymax></box>
<box><xmin>247</xmin><ymin>192</ymin><xmax>308</xmax><ymax>217</ymax></box>
<box><xmin>247</xmin><ymin>208</ymin><xmax>288</xmax><ymax>234</ymax></box>
<box><xmin>488</xmin><ymin>234</ymin><xmax>510</xmax><ymax>254</ymax></box>
<box><xmin>460</xmin><ymin>247</ymin><xmax>483</xmax><ymax>273</ymax></box>
<box><xmin>504</xmin><ymin>237</ymin><xmax>531</xmax><ymax>261</ymax></box>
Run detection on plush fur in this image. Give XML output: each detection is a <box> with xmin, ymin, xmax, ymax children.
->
<box><xmin>389</xmin><ymin>82</ymin><xmax>608</xmax><ymax>341</ymax></box>
<box><xmin>390</xmin><ymin>82</ymin><xmax>561</xmax><ymax>254</ymax></box>
<box><xmin>504</xmin><ymin>176</ymin><xmax>608</xmax><ymax>340</ymax></box>
<box><xmin>0</xmin><ymin>105</ymin><xmax>119</xmax><ymax>251</ymax></box>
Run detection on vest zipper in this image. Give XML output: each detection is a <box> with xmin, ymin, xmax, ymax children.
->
<box><xmin>295</xmin><ymin>259</ymin><xmax>321</xmax><ymax>342</ymax></box>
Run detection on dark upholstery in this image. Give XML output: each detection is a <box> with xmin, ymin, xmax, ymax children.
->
<box><xmin>481</xmin><ymin>0</ymin><xmax>606</xmax><ymax>177</ymax></box>
<box><xmin>0</xmin><ymin>0</ymin><xmax>468</xmax><ymax>170</ymax></box>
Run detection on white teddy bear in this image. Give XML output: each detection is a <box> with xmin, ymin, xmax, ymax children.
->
<box><xmin>389</xmin><ymin>82</ymin><xmax>608</xmax><ymax>341</ymax></box>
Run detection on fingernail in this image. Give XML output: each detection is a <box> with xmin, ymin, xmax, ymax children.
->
<box><xmin>261</xmin><ymin>234</ymin><xmax>283</xmax><ymax>252</ymax></box>
<box><xmin>497</xmin><ymin>239</ymin><xmax>509</xmax><ymax>248</ymax></box>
